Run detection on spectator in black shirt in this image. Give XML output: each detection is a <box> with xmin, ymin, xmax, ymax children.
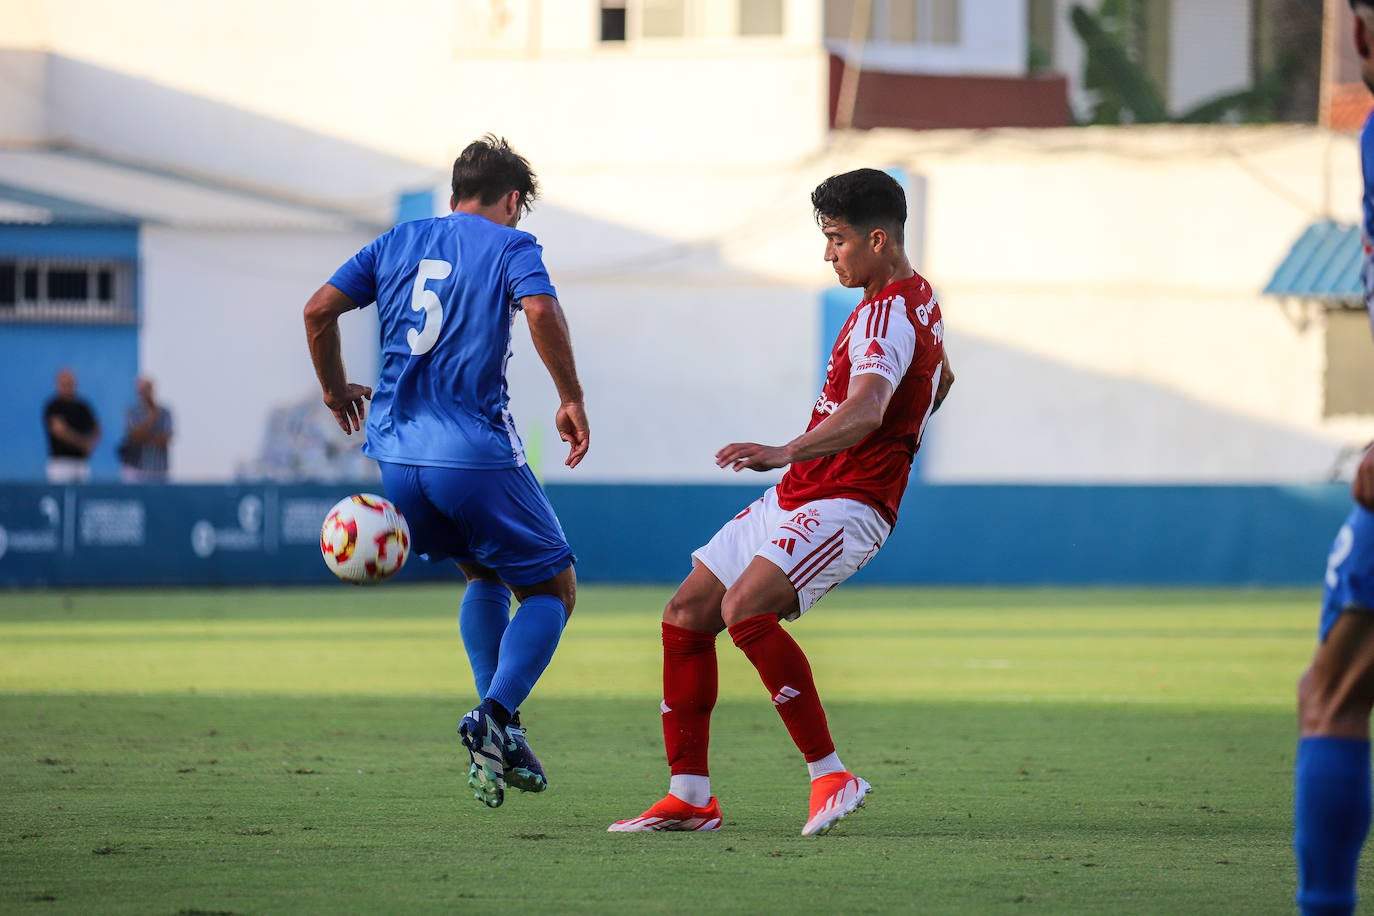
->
<box><xmin>44</xmin><ymin>368</ymin><xmax>100</xmax><ymax>483</ymax></box>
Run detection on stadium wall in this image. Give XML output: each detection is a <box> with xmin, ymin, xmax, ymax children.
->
<box><xmin>0</xmin><ymin>482</ymin><xmax>1350</xmax><ymax>588</ymax></box>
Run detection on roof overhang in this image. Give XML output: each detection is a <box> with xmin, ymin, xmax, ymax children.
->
<box><xmin>0</xmin><ymin>146</ymin><xmax>390</xmax><ymax>233</ymax></box>
<box><xmin>1263</xmin><ymin>220</ymin><xmax>1363</xmax><ymax>308</ymax></box>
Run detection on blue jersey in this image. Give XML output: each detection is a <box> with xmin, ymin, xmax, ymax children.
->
<box><xmin>1320</xmin><ymin>505</ymin><xmax>1374</xmax><ymax>642</ymax></box>
<box><xmin>328</xmin><ymin>212</ymin><xmax>557</xmax><ymax>469</ymax></box>
<box><xmin>1362</xmin><ymin>112</ymin><xmax>1374</xmax><ymax>319</ymax></box>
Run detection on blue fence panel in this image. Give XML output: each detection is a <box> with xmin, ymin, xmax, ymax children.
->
<box><xmin>0</xmin><ymin>484</ymin><xmax>459</xmax><ymax>588</ymax></box>
<box><xmin>0</xmin><ymin>482</ymin><xmax>1354</xmax><ymax>588</ymax></box>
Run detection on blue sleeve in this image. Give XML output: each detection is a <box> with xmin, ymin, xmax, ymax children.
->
<box><xmin>505</xmin><ymin>235</ymin><xmax>557</xmax><ymax>303</ymax></box>
<box><xmin>1362</xmin><ymin>113</ymin><xmax>1374</xmax><ymax>244</ymax></box>
<box><xmin>327</xmin><ymin>236</ymin><xmax>382</xmax><ymax>307</ymax></box>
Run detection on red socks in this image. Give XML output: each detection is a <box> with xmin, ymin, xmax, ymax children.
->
<box><xmin>661</xmin><ymin>622</ymin><xmax>718</xmax><ymax>776</ymax></box>
<box><xmin>727</xmin><ymin>614</ymin><xmax>835</xmax><ymax>763</ymax></box>
<box><xmin>660</xmin><ymin>615</ymin><xmax>837</xmax><ymax>774</ymax></box>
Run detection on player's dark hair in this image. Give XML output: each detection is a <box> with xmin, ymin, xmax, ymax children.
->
<box><xmin>811</xmin><ymin>168</ymin><xmax>906</xmax><ymax>244</ymax></box>
<box><xmin>1355</xmin><ymin>0</ymin><xmax>1374</xmax><ymax>10</ymax></box>
<box><xmin>451</xmin><ymin>134</ymin><xmax>540</xmax><ymax>216</ymax></box>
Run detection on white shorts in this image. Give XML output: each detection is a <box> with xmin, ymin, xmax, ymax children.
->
<box><xmin>46</xmin><ymin>458</ymin><xmax>90</xmax><ymax>484</ymax></box>
<box><xmin>692</xmin><ymin>486</ymin><xmax>892</xmax><ymax>620</ymax></box>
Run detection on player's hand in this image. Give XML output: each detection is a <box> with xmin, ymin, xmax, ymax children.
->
<box><xmin>323</xmin><ymin>384</ymin><xmax>372</xmax><ymax>435</ymax></box>
<box><xmin>716</xmin><ymin>442</ymin><xmax>790</xmax><ymax>472</ymax></box>
<box><xmin>1354</xmin><ymin>443</ymin><xmax>1374</xmax><ymax>510</ymax></box>
<box><xmin>557</xmin><ymin>401</ymin><xmax>589</xmax><ymax>468</ymax></box>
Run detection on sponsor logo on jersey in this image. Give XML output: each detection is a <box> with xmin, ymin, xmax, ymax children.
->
<box><xmin>865</xmin><ymin>339</ymin><xmax>886</xmax><ymax>359</ymax></box>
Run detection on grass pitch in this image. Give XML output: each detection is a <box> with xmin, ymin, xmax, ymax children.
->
<box><xmin>0</xmin><ymin>586</ymin><xmax>1327</xmax><ymax>913</ymax></box>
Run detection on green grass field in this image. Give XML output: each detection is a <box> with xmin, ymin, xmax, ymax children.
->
<box><xmin>0</xmin><ymin>585</ymin><xmax>1336</xmax><ymax>913</ymax></box>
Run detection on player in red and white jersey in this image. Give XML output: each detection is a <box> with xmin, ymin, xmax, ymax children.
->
<box><xmin>778</xmin><ymin>271</ymin><xmax>945</xmax><ymax>527</ymax></box>
<box><xmin>610</xmin><ymin>168</ymin><xmax>954</xmax><ymax>837</ymax></box>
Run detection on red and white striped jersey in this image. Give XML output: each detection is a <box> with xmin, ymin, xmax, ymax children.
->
<box><xmin>775</xmin><ymin>273</ymin><xmax>944</xmax><ymax>527</ymax></box>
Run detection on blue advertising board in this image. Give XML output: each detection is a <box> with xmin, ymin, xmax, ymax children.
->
<box><xmin>0</xmin><ymin>485</ymin><xmax>457</xmax><ymax>588</ymax></box>
<box><xmin>0</xmin><ymin>482</ymin><xmax>1355</xmax><ymax>589</ymax></box>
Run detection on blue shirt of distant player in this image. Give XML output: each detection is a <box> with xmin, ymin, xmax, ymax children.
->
<box><xmin>327</xmin><ymin>212</ymin><xmax>557</xmax><ymax>469</ymax></box>
<box><xmin>1362</xmin><ymin>111</ymin><xmax>1374</xmax><ymax>318</ymax></box>
<box><xmin>1322</xmin><ymin>505</ymin><xmax>1374</xmax><ymax>642</ymax></box>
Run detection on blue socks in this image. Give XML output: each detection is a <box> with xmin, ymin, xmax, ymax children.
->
<box><xmin>485</xmin><ymin>594</ymin><xmax>568</xmax><ymax>717</ymax></box>
<box><xmin>458</xmin><ymin>580</ymin><xmax>512</xmax><ymax>698</ymax></box>
<box><xmin>1296</xmin><ymin>736</ymin><xmax>1372</xmax><ymax>916</ymax></box>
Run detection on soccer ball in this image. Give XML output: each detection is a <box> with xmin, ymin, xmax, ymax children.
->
<box><xmin>320</xmin><ymin>493</ymin><xmax>411</xmax><ymax>585</ymax></box>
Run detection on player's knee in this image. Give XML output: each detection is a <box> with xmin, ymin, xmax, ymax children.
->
<box><xmin>551</xmin><ymin>566</ymin><xmax>577</xmax><ymax>619</ymax></box>
<box><xmin>720</xmin><ymin>587</ymin><xmax>771</xmax><ymax>628</ymax></box>
<box><xmin>718</xmin><ymin>589</ymin><xmax>746</xmax><ymax>628</ymax></box>
<box><xmin>1298</xmin><ymin>667</ymin><xmax>1325</xmax><ymax>733</ymax></box>
<box><xmin>663</xmin><ymin>591</ymin><xmax>721</xmax><ymax>633</ymax></box>
<box><xmin>1299</xmin><ymin>665</ymin><xmax>1374</xmax><ymax>735</ymax></box>
<box><xmin>510</xmin><ymin>565</ymin><xmax>576</xmax><ymax>619</ymax></box>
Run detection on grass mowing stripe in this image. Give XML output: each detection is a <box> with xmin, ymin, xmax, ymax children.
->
<box><xmin>2</xmin><ymin>694</ymin><xmax>1305</xmax><ymax>914</ymax></box>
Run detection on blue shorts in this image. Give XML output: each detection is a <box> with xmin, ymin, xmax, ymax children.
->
<box><xmin>1320</xmin><ymin>504</ymin><xmax>1374</xmax><ymax>642</ymax></box>
<box><xmin>378</xmin><ymin>461</ymin><xmax>575</xmax><ymax>587</ymax></box>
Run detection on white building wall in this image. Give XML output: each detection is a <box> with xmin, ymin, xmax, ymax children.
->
<box><xmin>4</xmin><ymin>0</ymin><xmax>829</xmax><ymax>170</ymax></box>
<box><xmin>110</xmin><ymin>126</ymin><xmax>1374</xmax><ymax>485</ymax></box>
<box><xmin>0</xmin><ymin>51</ymin><xmax>47</xmax><ymax>142</ymax></box>
<box><xmin>3</xmin><ymin>2</ymin><xmax>1361</xmax><ymax>485</ymax></box>
<box><xmin>508</xmin><ymin>125</ymin><xmax>1367</xmax><ymax>485</ymax></box>
<box><xmin>854</xmin><ymin>125</ymin><xmax>1362</xmax><ymax>482</ymax></box>
<box><xmin>138</xmin><ymin>228</ymin><xmax>379</xmax><ymax>481</ymax></box>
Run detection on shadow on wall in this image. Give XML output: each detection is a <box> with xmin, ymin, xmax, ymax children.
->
<box><xmin>922</xmin><ymin>331</ymin><xmax>1348</xmax><ymax>484</ymax></box>
<box><xmin>35</xmin><ymin>51</ymin><xmax>435</xmax><ymax>221</ymax></box>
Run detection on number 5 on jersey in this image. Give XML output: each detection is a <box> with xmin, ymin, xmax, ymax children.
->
<box><xmin>407</xmin><ymin>259</ymin><xmax>453</xmax><ymax>355</ymax></box>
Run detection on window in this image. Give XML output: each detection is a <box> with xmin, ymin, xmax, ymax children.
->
<box><xmin>599</xmin><ymin>0</ymin><xmax>784</xmax><ymax>44</ymax></box>
<box><xmin>926</xmin><ymin>0</ymin><xmax>958</xmax><ymax>45</ymax></box>
<box><xmin>825</xmin><ymin>0</ymin><xmax>961</xmax><ymax>46</ymax></box>
<box><xmin>1027</xmin><ymin>0</ymin><xmax>1056</xmax><ymax>73</ymax></box>
<box><xmin>0</xmin><ymin>258</ymin><xmax>135</xmax><ymax>325</ymax></box>
<box><xmin>641</xmin><ymin>0</ymin><xmax>687</xmax><ymax>38</ymax></box>
<box><xmin>1325</xmin><ymin>310</ymin><xmax>1374</xmax><ymax>416</ymax></box>
<box><xmin>600</xmin><ymin>0</ymin><xmax>627</xmax><ymax>41</ymax></box>
<box><xmin>739</xmin><ymin>0</ymin><xmax>784</xmax><ymax>36</ymax></box>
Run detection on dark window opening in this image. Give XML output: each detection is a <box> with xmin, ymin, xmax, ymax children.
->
<box><xmin>600</xmin><ymin>4</ymin><xmax>627</xmax><ymax>41</ymax></box>
<box><xmin>48</xmin><ymin>269</ymin><xmax>89</xmax><ymax>301</ymax></box>
<box><xmin>0</xmin><ymin>258</ymin><xmax>135</xmax><ymax>324</ymax></box>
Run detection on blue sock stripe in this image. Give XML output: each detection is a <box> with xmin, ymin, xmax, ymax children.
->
<box><xmin>1296</xmin><ymin>736</ymin><xmax>1372</xmax><ymax>916</ymax></box>
<box><xmin>485</xmin><ymin>594</ymin><xmax>567</xmax><ymax>715</ymax></box>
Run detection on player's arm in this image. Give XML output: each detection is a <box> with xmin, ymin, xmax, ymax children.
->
<box><xmin>521</xmin><ymin>294</ymin><xmax>590</xmax><ymax>468</ymax></box>
<box><xmin>304</xmin><ymin>283</ymin><xmax>373</xmax><ymax>435</ymax></box>
<box><xmin>47</xmin><ymin>411</ymin><xmax>98</xmax><ymax>453</ymax></box>
<box><xmin>47</xmin><ymin>412</ymin><xmax>78</xmax><ymax>446</ymax></box>
<box><xmin>1354</xmin><ymin>443</ymin><xmax>1374</xmax><ymax>511</ymax></box>
<box><xmin>717</xmin><ymin>374</ymin><xmax>893</xmax><ymax>473</ymax></box>
<box><xmin>932</xmin><ymin>350</ymin><xmax>954</xmax><ymax>413</ymax></box>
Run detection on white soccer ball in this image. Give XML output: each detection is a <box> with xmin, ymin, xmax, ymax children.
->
<box><xmin>320</xmin><ymin>493</ymin><xmax>411</xmax><ymax>585</ymax></box>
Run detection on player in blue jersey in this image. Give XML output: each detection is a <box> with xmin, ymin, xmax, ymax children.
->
<box><xmin>304</xmin><ymin>135</ymin><xmax>589</xmax><ymax>810</ymax></box>
<box><xmin>1295</xmin><ymin>4</ymin><xmax>1374</xmax><ymax>912</ymax></box>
